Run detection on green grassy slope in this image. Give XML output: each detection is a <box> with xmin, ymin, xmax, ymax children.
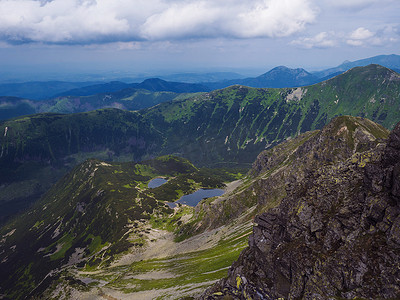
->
<box><xmin>140</xmin><ymin>64</ymin><xmax>400</xmax><ymax>166</ymax></box>
<box><xmin>0</xmin><ymin>156</ymin><xmax>242</xmax><ymax>299</ymax></box>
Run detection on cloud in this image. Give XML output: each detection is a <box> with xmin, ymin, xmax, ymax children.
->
<box><xmin>292</xmin><ymin>25</ymin><xmax>399</xmax><ymax>49</ymax></box>
<box><xmin>0</xmin><ymin>0</ymin><xmax>136</xmax><ymax>44</ymax></box>
<box><xmin>346</xmin><ymin>26</ymin><xmax>398</xmax><ymax>47</ymax></box>
<box><xmin>348</xmin><ymin>27</ymin><xmax>374</xmax><ymax>40</ymax></box>
<box><xmin>291</xmin><ymin>32</ymin><xmax>337</xmax><ymax>49</ymax></box>
<box><xmin>0</xmin><ymin>0</ymin><xmax>317</xmax><ymax>45</ymax></box>
<box><xmin>347</xmin><ymin>27</ymin><xmax>375</xmax><ymax>46</ymax></box>
<box><xmin>324</xmin><ymin>0</ymin><xmax>388</xmax><ymax>11</ymax></box>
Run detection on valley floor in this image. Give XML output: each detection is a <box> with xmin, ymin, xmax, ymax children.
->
<box><xmin>65</xmin><ymin>217</ymin><xmax>253</xmax><ymax>299</ymax></box>
<box><xmin>47</xmin><ymin>180</ymin><xmax>251</xmax><ymax>300</ymax></box>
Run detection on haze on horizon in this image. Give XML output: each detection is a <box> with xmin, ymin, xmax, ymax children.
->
<box><xmin>0</xmin><ymin>0</ymin><xmax>399</xmax><ymax>81</ymax></box>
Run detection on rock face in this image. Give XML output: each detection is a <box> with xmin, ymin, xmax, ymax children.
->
<box><xmin>201</xmin><ymin>117</ymin><xmax>400</xmax><ymax>299</ymax></box>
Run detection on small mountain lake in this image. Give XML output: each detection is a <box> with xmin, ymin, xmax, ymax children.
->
<box><xmin>168</xmin><ymin>188</ymin><xmax>225</xmax><ymax>208</ymax></box>
<box><xmin>148</xmin><ymin>178</ymin><xmax>168</xmax><ymax>188</ymax></box>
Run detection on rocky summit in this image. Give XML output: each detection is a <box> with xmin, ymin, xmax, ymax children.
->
<box><xmin>201</xmin><ymin>116</ymin><xmax>400</xmax><ymax>299</ymax></box>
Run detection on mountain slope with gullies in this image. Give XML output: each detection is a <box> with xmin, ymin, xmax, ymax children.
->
<box><xmin>120</xmin><ymin>64</ymin><xmax>400</xmax><ymax>167</ymax></box>
<box><xmin>0</xmin><ymin>64</ymin><xmax>400</xmax><ymax>224</ymax></box>
<box><xmin>201</xmin><ymin>117</ymin><xmax>400</xmax><ymax>299</ymax></box>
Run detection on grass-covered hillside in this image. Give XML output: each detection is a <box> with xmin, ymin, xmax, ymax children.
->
<box><xmin>0</xmin><ymin>155</ymin><xmax>242</xmax><ymax>299</ymax></box>
<box><xmin>140</xmin><ymin>64</ymin><xmax>400</xmax><ymax>165</ymax></box>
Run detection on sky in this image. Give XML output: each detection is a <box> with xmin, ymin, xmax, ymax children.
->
<box><xmin>0</xmin><ymin>0</ymin><xmax>399</xmax><ymax>80</ymax></box>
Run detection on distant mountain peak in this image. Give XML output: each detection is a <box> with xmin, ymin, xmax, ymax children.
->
<box><xmin>242</xmin><ymin>65</ymin><xmax>317</xmax><ymax>88</ymax></box>
<box><xmin>136</xmin><ymin>77</ymin><xmax>210</xmax><ymax>93</ymax></box>
<box><xmin>142</xmin><ymin>77</ymin><xmax>167</xmax><ymax>83</ymax></box>
<box><xmin>262</xmin><ymin>65</ymin><xmax>310</xmax><ymax>75</ymax></box>
<box><xmin>270</xmin><ymin>65</ymin><xmax>291</xmax><ymax>71</ymax></box>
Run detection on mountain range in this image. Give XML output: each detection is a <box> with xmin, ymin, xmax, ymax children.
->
<box><xmin>0</xmin><ymin>78</ymin><xmax>209</xmax><ymax>121</ymax></box>
<box><xmin>314</xmin><ymin>53</ymin><xmax>400</xmax><ymax>78</ymax></box>
<box><xmin>0</xmin><ymin>54</ymin><xmax>399</xmax><ymax>102</ymax></box>
<box><xmin>0</xmin><ymin>54</ymin><xmax>399</xmax><ymax>123</ymax></box>
<box><xmin>0</xmin><ymin>81</ymin><xmax>100</xmax><ymax>100</ymax></box>
<box><xmin>0</xmin><ymin>78</ymin><xmax>210</xmax><ymax>101</ymax></box>
<box><xmin>205</xmin><ymin>66</ymin><xmax>323</xmax><ymax>90</ymax></box>
<box><xmin>206</xmin><ymin>54</ymin><xmax>400</xmax><ymax>90</ymax></box>
<box><xmin>0</xmin><ymin>64</ymin><xmax>400</xmax><ymax>224</ymax></box>
<box><xmin>54</xmin><ymin>78</ymin><xmax>210</xmax><ymax>97</ymax></box>
<box><xmin>0</xmin><ymin>62</ymin><xmax>400</xmax><ymax>298</ymax></box>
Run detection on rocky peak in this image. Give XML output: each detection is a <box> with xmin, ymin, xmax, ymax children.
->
<box><xmin>384</xmin><ymin>121</ymin><xmax>400</xmax><ymax>167</ymax></box>
<box><xmin>252</xmin><ymin>116</ymin><xmax>388</xmax><ymax>177</ymax></box>
<box><xmin>383</xmin><ymin>121</ymin><xmax>400</xmax><ymax>203</ymax></box>
<box><xmin>201</xmin><ymin>117</ymin><xmax>400</xmax><ymax>299</ymax></box>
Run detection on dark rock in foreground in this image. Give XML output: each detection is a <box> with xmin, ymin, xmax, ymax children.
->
<box><xmin>201</xmin><ymin>117</ymin><xmax>400</xmax><ymax>299</ymax></box>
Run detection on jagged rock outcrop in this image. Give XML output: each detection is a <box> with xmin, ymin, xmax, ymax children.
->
<box><xmin>193</xmin><ymin>116</ymin><xmax>388</xmax><ymax>234</ymax></box>
<box><xmin>201</xmin><ymin>117</ymin><xmax>400</xmax><ymax>299</ymax></box>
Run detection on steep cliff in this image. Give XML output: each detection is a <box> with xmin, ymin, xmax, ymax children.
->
<box><xmin>201</xmin><ymin>116</ymin><xmax>400</xmax><ymax>299</ymax></box>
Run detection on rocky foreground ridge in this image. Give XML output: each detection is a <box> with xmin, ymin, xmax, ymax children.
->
<box><xmin>201</xmin><ymin>116</ymin><xmax>400</xmax><ymax>299</ymax></box>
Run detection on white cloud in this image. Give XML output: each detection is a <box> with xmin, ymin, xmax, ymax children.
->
<box><xmin>346</xmin><ymin>27</ymin><xmax>375</xmax><ymax>46</ymax></box>
<box><xmin>230</xmin><ymin>0</ymin><xmax>318</xmax><ymax>38</ymax></box>
<box><xmin>346</xmin><ymin>26</ymin><xmax>399</xmax><ymax>47</ymax></box>
<box><xmin>0</xmin><ymin>0</ymin><xmax>318</xmax><ymax>45</ymax></box>
<box><xmin>292</xmin><ymin>25</ymin><xmax>399</xmax><ymax>49</ymax></box>
<box><xmin>140</xmin><ymin>1</ymin><xmax>224</xmax><ymax>40</ymax></box>
<box><xmin>349</xmin><ymin>27</ymin><xmax>374</xmax><ymax>40</ymax></box>
<box><xmin>291</xmin><ymin>32</ymin><xmax>337</xmax><ymax>49</ymax></box>
<box><xmin>0</xmin><ymin>0</ymin><xmax>140</xmax><ymax>43</ymax></box>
